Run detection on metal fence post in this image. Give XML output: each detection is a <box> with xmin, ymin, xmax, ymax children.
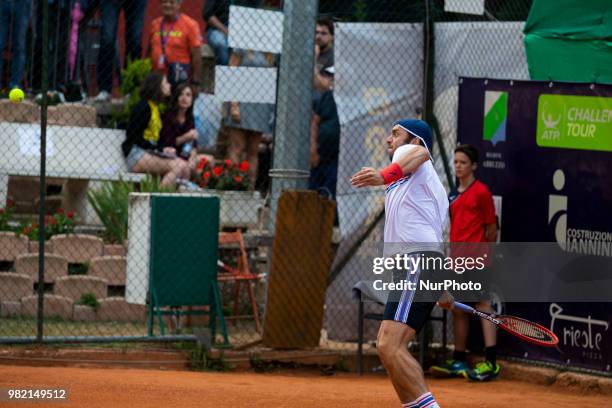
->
<box><xmin>36</xmin><ymin>0</ymin><xmax>50</xmax><ymax>344</ymax></box>
<box><xmin>268</xmin><ymin>0</ymin><xmax>318</xmax><ymax>232</ymax></box>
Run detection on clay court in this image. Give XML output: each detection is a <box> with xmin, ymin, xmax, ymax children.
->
<box><xmin>1</xmin><ymin>365</ymin><xmax>609</xmax><ymax>408</ymax></box>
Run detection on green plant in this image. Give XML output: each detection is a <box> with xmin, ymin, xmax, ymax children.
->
<box><xmin>87</xmin><ymin>179</ymin><xmax>133</xmax><ymax>244</ymax></box>
<box><xmin>190</xmin><ymin>347</ymin><xmax>233</xmax><ymax>372</ymax></box>
<box><xmin>195</xmin><ymin>158</ymin><xmax>250</xmax><ymax>191</ymax></box>
<box><xmin>86</xmin><ymin>175</ymin><xmax>175</xmax><ymax>243</ymax></box>
<box><xmin>0</xmin><ymin>199</ymin><xmax>15</xmax><ymax>231</ymax></box>
<box><xmin>112</xmin><ymin>58</ymin><xmax>152</xmax><ymax>126</ymax></box>
<box><xmin>77</xmin><ymin>293</ymin><xmax>100</xmax><ymax>311</ymax></box>
<box><xmin>353</xmin><ymin>0</ymin><xmax>368</xmax><ymax>21</ymax></box>
<box><xmin>139</xmin><ymin>174</ymin><xmax>175</xmax><ymax>194</ymax></box>
<box><xmin>46</xmin><ymin>208</ymin><xmax>76</xmax><ymax>236</ymax></box>
<box><xmin>18</xmin><ymin>208</ymin><xmax>76</xmax><ymax>240</ymax></box>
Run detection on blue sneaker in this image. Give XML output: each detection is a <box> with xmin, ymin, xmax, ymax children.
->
<box><xmin>430</xmin><ymin>359</ymin><xmax>469</xmax><ymax>378</ymax></box>
<box><xmin>466</xmin><ymin>361</ymin><xmax>501</xmax><ymax>381</ymax></box>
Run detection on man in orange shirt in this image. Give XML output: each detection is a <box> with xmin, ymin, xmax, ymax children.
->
<box><xmin>150</xmin><ymin>0</ymin><xmax>202</xmax><ymax>89</ymax></box>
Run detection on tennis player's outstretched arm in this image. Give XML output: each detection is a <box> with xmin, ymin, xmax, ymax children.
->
<box><xmin>350</xmin><ymin>145</ymin><xmax>429</xmax><ymax>187</ymax></box>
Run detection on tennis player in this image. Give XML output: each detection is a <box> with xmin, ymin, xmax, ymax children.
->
<box><xmin>351</xmin><ymin>119</ymin><xmax>450</xmax><ymax>408</ymax></box>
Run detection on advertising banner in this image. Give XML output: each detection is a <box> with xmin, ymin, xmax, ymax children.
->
<box><xmin>457</xmin><ymin>77</ymin><xmax>612</xmax><ymax>373</ymax></box>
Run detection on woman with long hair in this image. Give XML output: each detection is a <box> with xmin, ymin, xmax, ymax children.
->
<box><xmin>122</xmin><ymin>72</ymin><xmax>190</xmax><ymax>187</ymax></box>
<box><xmin>160</xmin><ymin>82</ymin><xmax>212</xmax><ymax>174</ymax></box>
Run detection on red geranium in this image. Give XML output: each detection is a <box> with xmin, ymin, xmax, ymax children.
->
<box><xmin>193</xmin><ymin>158</ymin><xmax>250</xmax><ymax>191</ymax></box>
<box><xmin>197</xmin><ymin>157</ymin><xmax>207</xmax><ymax>172</ymax></box>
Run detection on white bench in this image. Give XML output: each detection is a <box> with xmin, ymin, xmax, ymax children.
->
<box><xmin>0</xmin><ymin>122</ymin><xmax>145</xmax><ymax>224</ymax></box>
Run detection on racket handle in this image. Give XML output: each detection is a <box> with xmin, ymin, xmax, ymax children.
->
<box><xmin>453</xmin><ymin>302</ymin><xmax>474</xmax><ymax>313</ymax></box>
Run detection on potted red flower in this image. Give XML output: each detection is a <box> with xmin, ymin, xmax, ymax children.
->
<box><xmin>195</xmin><ymin>157</ymin><xmax>250</xmax><ymax>191</ymax></box>
<box><xmin>193</xmin><ymin>157</ymin><xmax>263</xmax><ymax>227</ymax></box>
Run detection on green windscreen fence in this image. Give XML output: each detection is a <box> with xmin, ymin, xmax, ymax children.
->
<box><xmin>524</xmin><ymin>0</ymin><xmax>612</xmax><ymax>83</ymax></box>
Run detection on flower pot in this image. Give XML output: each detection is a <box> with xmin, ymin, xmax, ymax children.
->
<box><xmin>216</xmin><ymin>190</ymin><xmax>264</xmax><ymax>228</ymax></box>
<box><xmin>0</xmin><ymin>231</ymin><xmax>28</xmax><ymax>261</ymax></box>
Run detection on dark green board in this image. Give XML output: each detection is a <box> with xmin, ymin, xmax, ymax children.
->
<box><xmin>149</xmin><ymin>195</ymin><xmax>220</xmax><ymax>307</ymax></box>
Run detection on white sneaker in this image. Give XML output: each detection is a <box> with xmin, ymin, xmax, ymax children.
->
<box><xmin>93</xmin><ymin>91</ymin><xmax>111</xmax><ymax>102</ymax></box>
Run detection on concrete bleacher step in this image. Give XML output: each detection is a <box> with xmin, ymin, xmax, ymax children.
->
<box><xmin>53</xmin><ymin>275</ymin><xmax>109</xmax><ymax>302</ymax></box>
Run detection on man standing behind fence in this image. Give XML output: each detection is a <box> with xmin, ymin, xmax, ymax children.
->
<box><xmin>309</xmin><ymin>66</ymin><xmax>339</xmax><ymax>200</ymax></box>
<box><xmin>0</xmin><ymin>0</ymin><xmax>31</xmax><ymax>91</ymax></box>
<box><xmin>94</xmin><ymin>0</ymin><xmax>147</xmax><ymax>102</ymax></box>
<box><xmin>150</xmin><ymin>0</ymin><xmax>202</xmax><ymax>89</ymax></box>
<box><xmin>351</xmin><ymin>119</ymin><xmax>451</xmax><ymax>408</ymax></box>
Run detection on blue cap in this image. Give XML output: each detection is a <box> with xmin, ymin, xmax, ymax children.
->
<box><xmin>393</xmin><ymin>119</ymin><xmax>433</xmax><ymax>157</ymax></box>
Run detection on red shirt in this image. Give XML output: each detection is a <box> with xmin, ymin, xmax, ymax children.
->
<box><xmin>449</xmin><ymin>179</ymin><xmax>496</xmax><ymax>243</ymax></box>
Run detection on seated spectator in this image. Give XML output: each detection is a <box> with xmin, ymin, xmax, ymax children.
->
<box><xmin>159</xmin><ymin>82</ymin><xmax>213</xmax><ymax>174</ymax></box>
<box><xmin>94</xmin><ymin>0</ymin><xmax>147</xmax><ymax>102</ymax></box>
<box><xmin>203</xmin><ymin>0</ymin><xmax>261</xmax><ymax>66</ymax></box>
<box><xmin>0</xmin><ymin>0</ymin><xmax>31</xmax><ymax>90</ymax></box>
<box><xmin>203</xmin><ymin>0</ymin><xmax>229</xmax><ymax>66</ymax></box>
<box><xmin>150</xmin><ymin>0</ymin><xmax>202</xmax><ymax>89</ymax></box>
<box><xmin>225</xmin><ymin>49</ymin><xmax>276</xmax><ymax>190</ymax></box>
<box><xmin>121</xmin><ymin>72</ymin><xmax>190</xmax><ymax>187</ymax></box>
<box><xmin>309</xmin><ymin>67</ymin><xmax>339</xmax><ymax>200</ymax></box>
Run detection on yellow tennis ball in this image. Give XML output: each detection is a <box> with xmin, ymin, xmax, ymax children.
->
<box><xmin>9</xmin><ymin>88</ymin><xmax>24</xmax><ymax>103</ymax></box>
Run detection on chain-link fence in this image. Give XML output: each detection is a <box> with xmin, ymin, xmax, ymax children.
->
<box><xmin>0</xmin><ymin>0</ymin><xmax>532</xmax><ymax>359</ymax></box>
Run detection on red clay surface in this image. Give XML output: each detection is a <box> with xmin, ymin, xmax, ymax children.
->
<box><xmin>0</xmin><ymin>365</ymin><xmax>609</xmax><ymax>408</ymax></box>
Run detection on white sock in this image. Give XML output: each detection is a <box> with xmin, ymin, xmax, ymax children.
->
<box><xmin>402</xmin><ymin>392</ymin><xmax>440</xmax><ymax>408</ymax></box>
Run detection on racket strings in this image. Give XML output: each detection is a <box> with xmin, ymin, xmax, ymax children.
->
<box><xmin>500</xmin><ymin>316</ymin><xmax>557</xmax><ymax>345</ymax></box>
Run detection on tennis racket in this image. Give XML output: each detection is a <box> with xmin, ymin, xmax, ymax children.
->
<box><xmin>454</xmin><ymin>302</ymin><xmax>559</xmax><ymax>347</ymax></box>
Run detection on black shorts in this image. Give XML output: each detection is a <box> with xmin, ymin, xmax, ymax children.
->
<box><xmin>382</xmin><ymin>251</ymin><xmax>443</xmax><ymax>333</ymax></box>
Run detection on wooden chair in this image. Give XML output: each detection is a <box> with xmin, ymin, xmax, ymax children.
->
<box><xmin>217</xmin><ymin>231</ymin><xmax>262</xmax><ymax>333</ymax></box>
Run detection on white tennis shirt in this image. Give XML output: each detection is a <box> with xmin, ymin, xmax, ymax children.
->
<box><xmin>383</xmin><ymin>144</ymin><xmax>448</xmax><ymax>252</ymax></box>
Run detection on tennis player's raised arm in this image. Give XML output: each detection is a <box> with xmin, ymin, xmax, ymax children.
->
<box><xmin>393</xmin><ymin>145</ymin><xmax>429</xmax><ymax>175</ymax></box>
<box><xmin>350</xmin><ymin>144</ymin><xmax>429</xmax><ymax>188</ymax></box>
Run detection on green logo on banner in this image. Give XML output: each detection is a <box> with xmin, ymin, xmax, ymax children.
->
<box><xmin>537</xmin><ymin>94</ymin><xmax>612</xmax><ymax>152</ymax></box>
<box><xmin>483</xmin><ymin>91</ymin><xmax>508</xmax><ymax>145</ymax></box>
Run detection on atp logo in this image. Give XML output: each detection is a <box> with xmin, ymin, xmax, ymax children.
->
<box><xmin>540</xmin><ymin>101</ymin><xmax>562</xmax><ymax>141</ymax></box>
<box><xmin>548</xmin><ymin>169</ymin><xmax>567</xmax><ymax>250</ymax></box>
